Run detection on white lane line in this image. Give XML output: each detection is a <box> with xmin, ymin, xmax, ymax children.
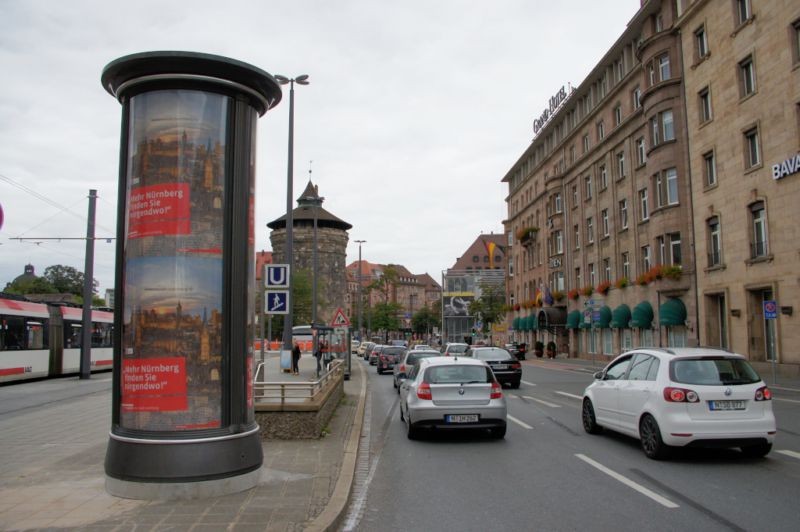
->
<box><xmin>575</xmin><ymin>454</ymin><xmax>679</xmax><ymax>509</ymax></box>
<box><xmin>776</xmin><ymin>450</ymin><xmax>800</xmax><ymax>460</ymax></box>
<box><xmin>555</xmin><ymin>391</ymin><xmax>583</xmax><ymax>400</ymax></box>
<box><xmin>522</xmin><ymin>395</ymin><xmax>561</xmax><ymax>408</ymax></box>
<box><xmin>507</xmin><ymin>415</ymin><xmax>533</xmax><ymax>430</ymax></box>
<box><xmin>774</xmin><ymin>397</ymin><xmax>800</xmax><ymax>404</ymax></box>
<box><xmin>521</xmin><ymin>380</ymin><xmax>537</xmax><ymax>387</ymax></box>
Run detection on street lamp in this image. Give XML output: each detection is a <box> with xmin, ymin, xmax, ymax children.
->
<box><xmin>355</xmin><ymin>239</ymin><xmax>366</xmax><ymax>340</ymax></box>
<box><xmin>274</xmin><ymin>74</ymin><xmax>309</xmax><ymax>353</ymax></box>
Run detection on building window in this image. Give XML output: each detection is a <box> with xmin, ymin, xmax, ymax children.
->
<box><xmin>597</xmin><ymin>121</ymin><xmax>605</xmax><ymax>140</ymax></box>
<box><xmin>602</xmin><ymin>209</ymin><xmax>610</xmax><ymax>237</ymax></box>
<box><xmin>639</xmin><ymin>188</ymin><xmax>649</xmax><ymax>221</ymax></box>
<box><xmin>658</xmin><ymin>53</ymin><xmax>671</xmax><ymax>81</ymax></box>
<box><xmin>695</xmin><ymin>25</ymin><xmax>709</xmax><ymax>59</ymax></box>
<box><xmin>569</xmin><ymin>145</ymin><xmax>576</xmax><ymax>164</ymax></box>
<box><xmin>617</xmin><ymin>60</ymin><xmax>625</xmax><ymax>81</ymax></box>
<box><xmin>670</xmin><ymin>232</ymin><xmax>682</xmax><ymax>265</ymax></box>
<box><xmin>636</xmin><ymin>137</ymin><xmax>646</xmax><ymax>166</ymax></box>
<box><xmin>793</xmin><ymin>19</ymin><xmax>800</xmax><ymax>66</ymax></box>
<box><xmin>699</xmin><ymin>87</ymin><xmax>712</xmax><ymax>123</ymax></box>
<box><xmin>587</xmin><ymin>217</ymin><xmax>594</xmax><ymax>244</ymax></box>
<box><xmin>648</xmin><ymin>62</ymin><xmax>656</xmax><ymax>86</ymax></box>
<box><xmin>572</xmin><ymin>184</ymin><xmax>579</xmax><ymax>207</ymax></box>
<box><xmin>589</xmin><ymin>263</ymin><xmax>596</xmax><ymax>286</ymax></box>
<box><xmin>614</xmin><ymin>105</ymin><xmax>622</xmax><ymax>126</ymax></box>
<box><xmin>656</xmin><ymin>168</ymin><xmax>679</xmax><ymax>207</ymax></box>
<box><xmin>603</xmin><ymin>258</ymin><xmax>611</xmax><ymax>282</ymax></box>
<box><xmin>574</xmin><ymin>224</ymin><xmax>581</xmax><ymax>250</ymax></box>
<box><xmin>708</xmin><ymin>216</ymin><xmax>722</xmax><ymax>266</ymax></box>
<box><xmin>651</xmin><ymin>116</ymin><xmax>660</xmax><ymax>146</ymax></box>
<box><xmin>599</xmin><ymin>165</ymin><xmax>608</xmax><ymax>189</ymax></box>
<box><xmin>633</xmin><ymin>86</ymin><xmax>641</xmax><ymax>109</ymax></box>
<box><xmin>619</xmin><ymin>199</ymin><xmax>629</xmax><ymax>229</ymax></box>
<box><xmin>553</xmin><ymin>271</ymin><xmax>564</xmax><ymax>291</ymax></box>
<box><xmin>621</xmin><ymin>251</ymin><xmax>630</xmax><ymax>279</ymax></box>
<box><xmin>655</xmin><ymin>13</ymin><xmax>663</xmax><ymax>32</ymax></box>
<box><xmin>483</xmin><ymin>255</ymin><xmax>490</xmax><ymax>263</ymax></box>
<box><xmin>642</xmin><ymin>245</ymin><xmax>652</xmax><ymax>271</ymax></box>
<box><xmin>554</xmin><ymin>192</ymin><xmax>562</xmax><ymax>213</ymax></box>
<box><xmin>617</xmin><ymin>151</ymin><xmax>626</xmax><ymax>179</ymax></box>
<box><xmin>744</xmin><ymin>126</ymin><xmax>761</xmax><ymax>169</ymax></box>
<box><xmin>663</xmin><ymin>110</ymin><xmax>675</xmax><ymax>141</ymax></box>
<box><xmin>585</xmin><ymin>175</ymin><xmax>593</xmax><ymax>200</ymax></box>
<box><xmin>736</xmin><ymin>0</ymin><xmax>752</xmax><ymax>26</ymax></box>
<box><xmin>555</xmin><ymin>230</ymin><xmax>564</xmax><ymax>254</ymax></box>
<box><xmin>575</xmin><ymin>267</ymin><xmax>582</xmax><ymax>288</ymax></box>
<box><xmin>703</xmin><ymin>150</ymin><xmax>717</xmax><ymax>187</ymax></box>
<box><xmin>657</xmin><ymin>235</ymin><xmax>666</xmax><ymax>264</ymax></box>
<box><xmin>472</xmin><ymin>256</ymin><xmax>479</xmax><ymax>263</ymax></box>
<box><xmin>582</xmin><ymin>134</ymin><xmax>590</xmax><ymax>153</ymax></box>
<box><xmin>739</xmin><ymin>55</ymin><xmax>756</xmax><ymax>98</ymax></box>
<box><xmin>750</xmin><ymin>201</ymin><xmax>768</xmax><ymax>258</ymax></box>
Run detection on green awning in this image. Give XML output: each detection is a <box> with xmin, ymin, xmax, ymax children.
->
<box><xmin>659</xmin><ymin>298</ymin><xmax>687</xmax><ymax>326</ymax></box>
<box><xmin>610</xmin><ymin>304</ymin><xmax>631</xmax><ymax>329</ymax></box>
<box><xmin>512</xmin><ymin>317</ymin><xmax>520</xmax><ymax>330</ymax></box>
<box><xmin>527</xmin><ymin>314</ymin><xmax>536</xmax><ymax>331</ymax></box>
<box><xmin>592</xmin><ymin>306</ymin><xmax>612</xmax><ymax>329</ymax></box>
<box><xmin>630</xmin><ymin>301</ymin><xmax>654</xmax><ymax>329</ymax></box>
<box><xmin>566</xmin><ymin>310</ymin><xmax>581</xmax><ymax>329</ymax></box>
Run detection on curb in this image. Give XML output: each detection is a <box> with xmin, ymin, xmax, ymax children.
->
<box><xmin>305</xmin><ymin>358</ymin><xmax>367</xmax><ymax>532</ymax></box>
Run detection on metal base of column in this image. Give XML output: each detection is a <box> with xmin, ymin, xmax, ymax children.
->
<box><xmin>104</xmin><ymin>427</ymin><xmax>263</xmax><ymax>500</ymax></box>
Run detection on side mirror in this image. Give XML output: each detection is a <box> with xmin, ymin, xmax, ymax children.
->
<box><xmin>593</xmin><ymin>370</ymin><xmax>605</xmax><ymax>380</ymax></box>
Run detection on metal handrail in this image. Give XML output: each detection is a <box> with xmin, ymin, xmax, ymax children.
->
<box><xmin>253</xmin><ymin>358</ymin><xmax>343</xmax><ymax>405</ymax></box>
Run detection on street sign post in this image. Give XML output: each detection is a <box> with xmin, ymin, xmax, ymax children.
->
<box><xmin>265</xmin><ymin>264</ymin><xmax>290</xmax><ymax>288</ymax></box>
<box><xmin>265</xmin><ymin>291</ymin><xmax>289</xmax><ymax>314</ymax></box>
<box><xmin>764</xmin><ymin>300</ymin><xmax>777</xmax><ymax>320</ymax></box>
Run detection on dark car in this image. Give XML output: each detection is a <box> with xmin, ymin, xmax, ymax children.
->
<box><xmin>466</xmin><ymin>347</ymin><xmax>522</xmax><ymax>388</ymax></box>
<box><xmin>368</xmin><ymin>345</ymin><xmax>385</xmax><ymax>365</ymax></box>
<box><xmin>377</xmin><ymin>346</ymin><xmax>407</xmax><ymax>374</ymax></box>
<box><xmin>505</xmin><ymin>343</ymin><xmax>527</xmax><ymax>360</ymax></box>
<box><xmin>393</xmin><ymin>349</ymin><xmax>441</xmax><ymax>390</ymax></box>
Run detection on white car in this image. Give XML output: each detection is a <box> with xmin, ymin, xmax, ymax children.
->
<box><xmin>411</xmin><ymin>344</ymin><xmax>431</xmax><ymax>351</ymax></box>
<box><xmin>399</xmin><ymin>356</ymin><xmax>507</xmax><ymax>439</ymax></box>
<box><xmin>582</xmin><ymin>347</ymin><xmax>776</xmax><ymax>459</ymax></box>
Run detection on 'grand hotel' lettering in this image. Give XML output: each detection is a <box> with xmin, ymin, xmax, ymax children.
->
<box><xmin>532</xmin><ymin>86</ymin><xmax>569</xmax><ymax>136</ymax></box>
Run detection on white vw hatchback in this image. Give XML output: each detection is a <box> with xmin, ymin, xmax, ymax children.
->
<box><xmin>582</xmin><ymin>348</ymin><xmax>776</xmax><ymax>459</ymax></box>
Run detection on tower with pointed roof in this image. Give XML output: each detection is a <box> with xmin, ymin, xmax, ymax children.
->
<box><xmin>267</xmin><ymin>181</ymin><xmax>352</xmax><ymax>325</ymax></box>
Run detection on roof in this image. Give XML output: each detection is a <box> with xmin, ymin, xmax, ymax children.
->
<box><xmin>623</xmin><ymin>347</ymin><xmax>742</xmax><ymax>359</ymax></box>
<box><xmin>267</xmin><ymin>181</ymin><xmax>352</xmax><ymax>231</ymax></box>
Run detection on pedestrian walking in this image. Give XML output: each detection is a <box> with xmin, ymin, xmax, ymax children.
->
<box><xmin>291</xmin><ymin>342</ymin><xmax>301</xmax><ymax>375</ymax></box>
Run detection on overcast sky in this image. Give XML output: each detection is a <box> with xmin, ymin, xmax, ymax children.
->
<box><xmin>0</xmin><ymin>0</ymin><xmax>637</xmax><ymax>296</ymax></box>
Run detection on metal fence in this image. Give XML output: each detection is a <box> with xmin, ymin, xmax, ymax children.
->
<box><xmin>253</xmin><ymin>358</ymin><xmax>343</xmax><ymax>406</ymax></box>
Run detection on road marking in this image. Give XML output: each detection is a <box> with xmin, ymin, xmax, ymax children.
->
<box><xmin>575</xmin><ymin>454</ymin><xmax>679</xmax><ymax>509</ymax></box>
<box><xmin>507</xmin><ymin>415</ymin><xmax>533</xmax><ymax>430</ymax></box>
<box><xmin>777</xmin><ymin>450</ymin><xmax>800</xmax><ymax>460</ymax></box>
<box><xmin>555</xmin><ymin>391</ymin><xmax>583</xmax><ymax>400</ymax></box>
<box><xmin>521</xmin><ymin>380</ymin><xmax>537</xmax><ymax>387</ymax></box>
<box><xmin>522</xmin><ymin>395</ymin><xmax>561</xmax><ymax>408</ymax></box>
<box><xmin>774</xmin><ymin>397</ymin><xmax>800</xmax><ymax>404</ymax></box>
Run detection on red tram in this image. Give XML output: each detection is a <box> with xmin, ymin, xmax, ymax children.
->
<box><xmin>0</xmin><ymin>294</ymin><xmax>113</xmax><ymax>383</ymax></box>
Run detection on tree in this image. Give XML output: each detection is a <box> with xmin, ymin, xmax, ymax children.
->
<box><xmin>468</xmin><ymin>281</ymin><xmax>506</xmax><ymax>333</ymax></box>
<box><xmin>368</xmin><ymin>265</ymin><xmax>399</xmax><ymax>303</ymax></box>
<box><xmin>372</xmin><ymin>301</ymin><xmax>402</xmax><ymax>342</ymax></box>
<box><xmin>43</xmin><ymin>265</ymin><xmax>97</xmax><ymax>296</ymax></box>
<box><xmin>411</xmin><ymin>305</ymin><xmax>440</xmax><ymax>335</ymax></box>
<box><xmin>4</xmin><ymin>276</ymin><xmax>56</xmax><ymax>295</ymax></box>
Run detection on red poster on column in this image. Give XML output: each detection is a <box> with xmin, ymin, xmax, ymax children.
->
<box><xmin>128</xmin><ymin>183</ymin><xmax>191</xmax><ymax>239</ymax></box>
<box><xmin>121</xmin><ymin>357</ymin><xmax>188</xmax><ymax>412</ymax></box>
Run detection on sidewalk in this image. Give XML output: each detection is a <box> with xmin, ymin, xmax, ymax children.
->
<box><xmin>0</xmin><ymin>351</ymin><xmax>366</xmax><ymax>531</ymax></box>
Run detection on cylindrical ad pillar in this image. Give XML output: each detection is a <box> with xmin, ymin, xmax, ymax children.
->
<box><xmin>101</xmin><ymin>52</ymin><xmax>281</xmax><ymax>497</ymax></box>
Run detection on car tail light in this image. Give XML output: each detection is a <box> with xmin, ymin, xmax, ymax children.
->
<box><xmin>399</xmin><ymin>364</ymin><xmax>406</xmax><ymax>373</ymax></box>
<box><xmin>490</xmin><ymin>381</ymin><xmax>503</xmax><ymax>399</ymax></box>
<box><xmin>663</xmin><ymin>387</ymin><xmax>699</xmax><ymax>403</ymax></box>
<box><xmin>417</xmin><ymin>382</ymin><xmax>432</xmax><ymax>400</ymax></box>
<box><xmin>380</xmin><ymin>355</ymin><xmax>388</xmax><ymax>361</ymax></box>
<box><xmin>511</xmin><ymin>362</ymin><xmax>521</xmax><ymax>370</ymax></box>
<box><xmin>755</xmin><ymin>386</ymin><xmax>772</xmax><ymax>401</ymax></box>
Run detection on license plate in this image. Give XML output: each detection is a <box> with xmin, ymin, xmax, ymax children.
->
<box><xmin>709</xmin><ymin>400</ymin><xmax>746</xmax><ymax>411</ymax></box>
<box><xmin>493</xmin><ymin>364</ymin><xmax>508</xmax><ymax>370</ymax></box>
<box><xmin>446</xmin><ymin>414</ymin><xmax>479</xmax><ymax>423</ymax></box>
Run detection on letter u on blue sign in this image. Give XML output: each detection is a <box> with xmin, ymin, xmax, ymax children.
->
<box><xmin>266</xmin><ymin>265</ymin><xmax>289</xmax><ymax>287</ymax></box>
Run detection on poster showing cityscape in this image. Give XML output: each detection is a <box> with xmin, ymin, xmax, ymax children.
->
<box><xmin>120</xmin><ymin>90</ymin><xmax>228</xmax><ymax>432</ymax></box>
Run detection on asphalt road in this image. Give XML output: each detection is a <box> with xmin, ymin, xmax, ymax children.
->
<box><xmin>344</xmin><ymin>357</ymin><xmax>800</xmax><ymax>532</ymax></box>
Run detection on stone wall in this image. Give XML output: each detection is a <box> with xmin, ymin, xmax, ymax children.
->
<box><xmin>254</xmin><ymin>378</ymin><xmax>344</xmax><ymax>439</ymax></box>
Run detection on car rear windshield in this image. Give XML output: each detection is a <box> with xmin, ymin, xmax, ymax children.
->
<box><xmin>471</xmin><ymin>349</ymin><xmax>513</xmax><ymax>361</ymax></box>
<box><xmin>424</xmin><ymin>365</ymin><xmax>492</xmax><ymax>384</ymax></box>
<box><xmin>383</xmin><ymin>347</ymin><xmax>406</xmax><ymax>356</ymax></box>
<box><xmin>447</xmin><ymin>345</ymin><xmax>468</xmax><ymax>354</ymax></box>
<box><xmin>671</xmin><ymin>358</ymin><xmax>761</xmax><ymax>385</ymax></box>
<box><xmin>406</xmin><ymin>352</ymin><xmax>438</xmax><ymax>365</ymax></box>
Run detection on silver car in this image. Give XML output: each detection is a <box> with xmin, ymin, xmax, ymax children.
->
<box><xmin>393</xmin><ymin>349</ymin><xmax>441</xmax><ymax>391</ymax></box>
<box><xmin>399</xmin><ymin>357</ymin><xmax>507</xmax><ymax>439</ymax></box>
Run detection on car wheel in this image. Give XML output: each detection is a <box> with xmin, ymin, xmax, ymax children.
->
<box><xmin>582</xmin><ymin>399</ymin><xmax>603</xmax><ymax>434</ymax></box>
<box><xmin>510</xmin><ymin>380</ymin><xmax>521</xmax><ymax>389</ymax></box>
<box><xmin>393</xmin><ymin>379</ymin><xmax>397</xmax><ymax>388</ymax></box>
<box><xmin>741</xmin><ymin>442</ymin><xmax>772</xmax><ymax>458</ymax></box>
<box><xmin>490</xmin><ymin>425</ymin><xmax>506</xmax><ymax>439</ymax></box>
<box><xmin>377</xmin><ymin>367</ymin><xmax>382</xmax><ymax>375</ymax></box>
<box><xmin>639</xmin><ymin>414</ymin><xmax>670</xmax><ymax>460</ymax></box>
<box><xmin>406</xmin><ymin>414</ymin><xmax>419</xmax><ymax>440</ymax></box>
<box><xmin>399</xmin><ymin>403</ymin><xmax>405</xmax><ymax>422</ymax></box>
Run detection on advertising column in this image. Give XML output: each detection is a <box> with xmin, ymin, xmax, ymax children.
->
<box><xmin>101</xmin><ymin>51</ymin><xmax>281</xmax><ymax>497</ymax></box>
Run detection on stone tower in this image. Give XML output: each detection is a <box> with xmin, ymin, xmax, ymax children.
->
<box><xmin>267</xmin><ymin>181</ymin><xmax>352</xmax><ymax>326</ymax></box>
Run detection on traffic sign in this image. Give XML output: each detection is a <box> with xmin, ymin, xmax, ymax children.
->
<box><xmin>265</xmin><ymin>264</ymin><xmax>290</xmax><ymax>288</ymax></box>
<box><xmin>764</xmin><ymin>300</ymin><xmax>778</xmax><ymax>320</ymax></box>
<box><xmin>265</xmin><ymin>291</ymin><xmax>289</xmax><ymax>314</ymax></box>
<box><xmin>330</xmin><ymin>307</ymin><xmax>351</xmax><ymax>327</ymax></box>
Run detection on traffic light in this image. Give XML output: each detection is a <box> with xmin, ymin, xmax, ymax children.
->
<box><xmin>471</xmin><ymin>328</ymin><xmax>476</xmax><ymax>336</ymax></box>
